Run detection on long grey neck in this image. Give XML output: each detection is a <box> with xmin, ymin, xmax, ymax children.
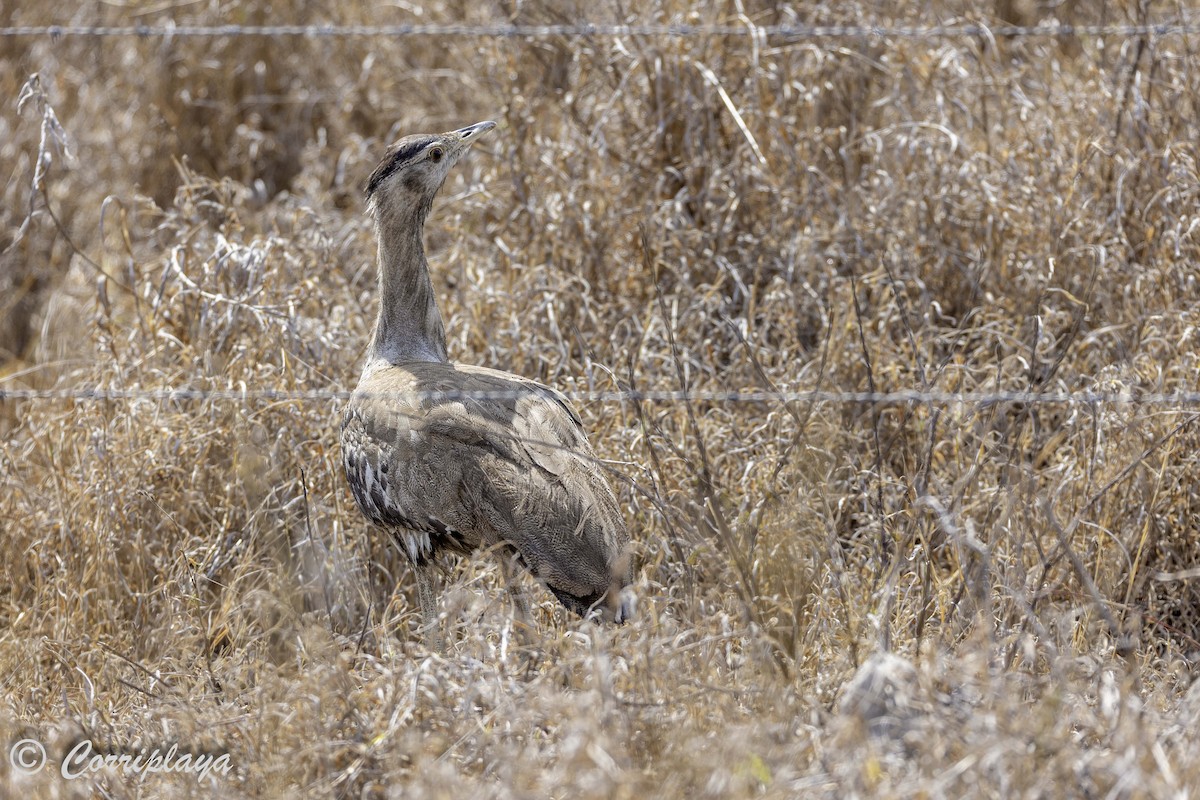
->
<box><xmin>367</xmin><ymin>202</ymin><xmax>449</xmax><ymax>365</ymax></box>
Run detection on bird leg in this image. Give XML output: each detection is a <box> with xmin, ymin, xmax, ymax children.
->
<box><xmin>414</xmin><ymin>562</ymin><xmax>443</xmax><ymax>654</ymax></box>
<box><xmin>499</xmin><ymin>551</ymin><xmax>533</xmax><ymax>635</ymax></box>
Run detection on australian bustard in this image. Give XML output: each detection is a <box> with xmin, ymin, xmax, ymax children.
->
<box><xmin>341</xmin><ymin>121</ymin><xmax>633</xmax><ymax>641</ymax></box>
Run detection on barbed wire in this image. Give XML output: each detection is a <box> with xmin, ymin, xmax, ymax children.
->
<box><xmin>0</xmin><ymin>22</ymin><xmax>1196</xmax><ymax>41</ymax></box>
<box><xmin>0</xmin><ymin>386</ymin><xmax>1198</xmax><ymax>407</ymax></box>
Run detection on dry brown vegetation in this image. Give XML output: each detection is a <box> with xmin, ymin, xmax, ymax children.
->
<box><xmin>3</xmin><ymin>0</ymin><xmax>1200</xmax><ymax>797</ymax></box>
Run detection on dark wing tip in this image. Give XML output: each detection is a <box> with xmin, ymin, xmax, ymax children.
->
<box><xmin>548</xmin><ymin>586</ymin><xmax>631</xmax><ymax>624</ymax></box>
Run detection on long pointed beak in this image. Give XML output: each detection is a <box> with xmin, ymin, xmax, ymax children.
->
<box><xmin>455</xmin><ymin>121</ymin><xmax>497</xmax><ymax>142</ymax></box>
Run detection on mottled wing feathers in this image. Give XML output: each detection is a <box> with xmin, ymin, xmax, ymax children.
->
<box><xmin>340</xmin><ymin>361</ymin><xmax>630</xmax><ymax>603</ymax></box>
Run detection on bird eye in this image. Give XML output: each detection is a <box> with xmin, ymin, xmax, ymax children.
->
<box><xmin>429</xmin><ymin>147</ymin><xmax>444</xmax><ymax>162</ymax></box>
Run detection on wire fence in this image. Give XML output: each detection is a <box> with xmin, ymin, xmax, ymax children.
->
<box><xmin>0</xmin><ymin>21</ymin><xmax>1197</xmax><ymax>41</ymax></box>
<box><xmin>1</xmin><ymin>386</ymin><xmax>1199</xmax><ymax>407</ymax></box>
<box><xmin>4</xmin><ymin>16</ymin><xmax>1197</xmax><ymax>412</ymax></box>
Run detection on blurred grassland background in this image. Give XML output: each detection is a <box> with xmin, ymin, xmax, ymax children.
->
<box><xmin>3</xmin><ymin>0</ymin><xmax>1200</xmax><ymax>797</ymax></box>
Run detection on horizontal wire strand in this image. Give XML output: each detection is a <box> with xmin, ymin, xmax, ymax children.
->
<box><xmin>0</xmin><ymin>387</ymin><xmax>1197</xmax><ymax>406</ymax></box>
<box><xmin>0</xmin><ymin>22</ymin><xmax>1197</xmax><ymax>40</ymax></box>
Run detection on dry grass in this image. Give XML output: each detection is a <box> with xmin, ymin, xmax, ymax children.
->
<box><xmin>3</xmin><ymin>0</ymin><xmax>1200</xmax><ymax>797</ymax></box>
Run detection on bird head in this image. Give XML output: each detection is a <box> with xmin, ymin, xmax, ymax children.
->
<box><xmin>365</xmin><ymin>120</ymin><xmax>495</xmax><ymax>219</ymax></box>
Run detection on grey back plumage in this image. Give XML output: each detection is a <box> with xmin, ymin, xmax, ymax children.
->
<box><xmin>342</xmin><ymin>362</ymin><xmax>631</xmax><ymax>617</ymax></box>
